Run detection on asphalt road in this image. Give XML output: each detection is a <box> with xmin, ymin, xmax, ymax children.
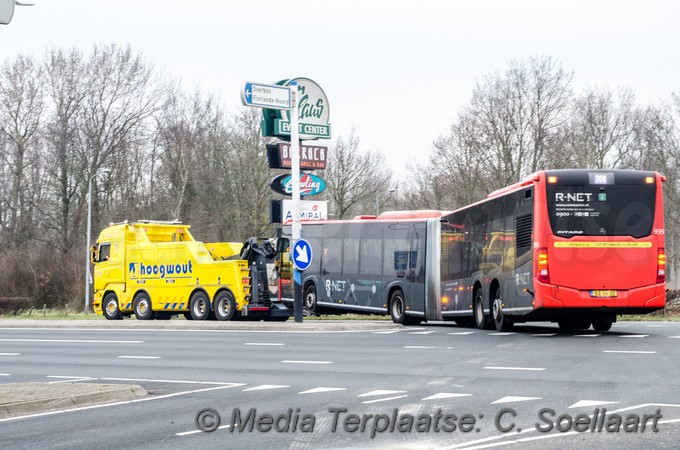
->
<box><xmin>0</xmin><ymin>320</ymin><xmax>679</xmax><ymax>449</ymax></box>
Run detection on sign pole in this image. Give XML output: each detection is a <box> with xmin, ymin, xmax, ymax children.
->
<box><xmin>290</xmin><ymin>83</ymin><xmax>303</xmax><ymax>323</ymax></box>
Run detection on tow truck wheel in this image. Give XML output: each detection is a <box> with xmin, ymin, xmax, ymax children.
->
<box><xmin>133</xmin><ymin>293</ymin><xmax>155</xmax><ymax>320</ymax></box>
<box><xmin>214</xmin><ymin>291</ymin><xmax>236</xmax><ymax>321</ymax></box>
<box><xmin>189</xmin><ymin>291</ymin><xmax>210</xmax><ymax>320</ymax></box>
<box><xmin>102</xmin><ymin>293</ymin><xmax>122</xmax><ymax>320</ymax></box>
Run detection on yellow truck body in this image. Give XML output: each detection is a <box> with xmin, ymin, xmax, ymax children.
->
<box><xmin>91</xmin><ymin>221</ymin><xmax>253</xmax><ymax>320</ymax></box>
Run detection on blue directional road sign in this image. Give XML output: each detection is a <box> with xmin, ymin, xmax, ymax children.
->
<box><xmin>241</xmin><ymin>82</ymin><xmax>291</xmax><ymax>110</ymax></box>
<box><xmin>292</xmin><ymin>238</ymin><xmax>313</xmax><ymax>271</ymax></box>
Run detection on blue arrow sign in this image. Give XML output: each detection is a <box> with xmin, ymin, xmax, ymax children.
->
<box><xmin>292</xmin><ymin>238</ymin><xmax>313</xmax><ymax>271</ymax></box>
<box><xmin>241</xmin><ymin>81</ymin><xmax>291</xmax><ymax>110</ymax></box>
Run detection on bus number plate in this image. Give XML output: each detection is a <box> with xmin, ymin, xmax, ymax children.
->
<box><xmin>590</xmin><ymin>290</ymin><xmax>617</xmax><ymax>298</ymax></box>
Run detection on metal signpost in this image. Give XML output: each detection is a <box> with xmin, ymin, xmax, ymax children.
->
<box><xmin>242</xmin><ymin>81</ymin><xmax>304</xmax><ymax>322</ymax></box>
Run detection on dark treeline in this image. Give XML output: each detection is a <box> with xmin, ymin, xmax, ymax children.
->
<box><xmin>0</xmin><ymin>48</ymin><xmax>677</xmax><ymax>308</ymax></box>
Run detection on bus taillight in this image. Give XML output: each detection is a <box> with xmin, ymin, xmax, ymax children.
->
<box><xmin>658</xmin><ymin>248</ymin><xmax>666</xmax><ymax>284</ymax></box>
<box><xmin>537</xmin><ymin>248</ymin><xmax>549</xmax><ymax>283</ymax></box>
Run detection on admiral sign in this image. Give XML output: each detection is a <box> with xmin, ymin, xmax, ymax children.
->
<box><xmin>261</xmin><ymin>78</ymin><xmax>331</xmax><ymax>140</ymax></box>
<box><xmin>270</xmin><ymin>173</ymin><xmax>326</xmax><ymax>197</ymax></box>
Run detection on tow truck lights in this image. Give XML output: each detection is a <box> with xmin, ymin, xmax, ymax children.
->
<box><xmin>537</xmin><ymin>248</ymin><xmax>549</xmax><ymax>283</ymax></box>
<box><xmin>658</xmin><ymin>248</ymin><xmax>666</xmax><ymax>283</ymax></box>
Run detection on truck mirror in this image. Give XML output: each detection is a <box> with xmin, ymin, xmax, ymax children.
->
<box><xmin>90</xmin><ymin>245</ymin><xmax>99</xmax><ymax>263</ymax></box>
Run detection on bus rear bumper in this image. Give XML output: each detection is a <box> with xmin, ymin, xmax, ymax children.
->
<box><xmin>534</xmin><ymin>283</ymin><xmax>666</xmax><ymax>314</ymax></box>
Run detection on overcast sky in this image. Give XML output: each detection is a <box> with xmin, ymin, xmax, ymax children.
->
<box><xmin>1</xmin><ymin>1</ymin><xmax>678</xmax><ymax>178</ymax></box>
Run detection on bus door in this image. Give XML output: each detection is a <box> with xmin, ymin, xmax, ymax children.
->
<box><xmin>384</xmin><ymin>223</ymin><xmax>420</xmax><ymax>312</ymax></box>
<box><xmin>319</xmin><ymin>224</ymin><xmax>346</xmax><ymax>306</ymax></box>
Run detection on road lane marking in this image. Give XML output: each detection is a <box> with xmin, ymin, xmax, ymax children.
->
<box><xmin>244</xmin><ymin>342</ymin><xmax>285</xmax><ymax>346</ymax></box>
<box><xmin>669</xmin><ymin>336</ymin><xmax>680</xmax><ymax>339</ymax></box>
<box><xmin>46</xmin><ymin>376</ymin><xmax>98</xmax><ymax>384</ymax></box>
<box><xmin>569</xmin><ymin>400</ymin><xmax>619</xmax><ymax>408</ymax></box>
<box><xmin>243</xmin><ymin>384</ymin><xmax>290</xmax><ymax>391</ymax></box>
<box><xmin>620</xmin><ymin>334</ymin><xmax>649</xmax><ymax>338</ymax></box>
<box><xmin>0</xmin><ymin>353</ymin><xmax>20</xmax><ymax>356</ymax></box>
<box><xmin>358</xmin><ymin>390</ymin><xmax>406</xmax><ymax>397</ymax></box>
<box><xmin>422</xmin><ymin>393</ymin><xmax>471</xmax><ymax>401</ymax></box>
<box><xmin>281</xmin><ymin>360</ymin><xmax>332</xmax><ymax>364</ymax></box>
<box><xmin>531</xmin><ymin>333</ymin><xmax>557</xmax><ymax>337</ymax></box>
<box><xmin>100</xmin><ymin>377</ymin><xmax>244</xmax><ymax>386</ymax></box>
<box><xmin>298</xmin><ymin>387</ymin><xmax>347</xmax><ymax>394</ymax></box>
<box><xmin>408</xmin><ymin>331</ymin><xmax>436</xmax><ymax>335</ymax></box>
<box><xmin>177</xmin><ymin>424</ymin><xmax>231</xmax><ymax>436</ymax></box>
<box><xmin>372</xmin><ymin>330</ymin><xmax>401</xmax><ymax>334</ymax></box>
<box><xmin>489</xmin><ymin>332</ymin><xmax>515</xmax><ymax>336</ymax></box>
<box><xmin>603</xmin><ymin>350</ymin><xmax>657</xmax><ymax>354</ymax></box>
<box><xmin>448</xmin><ymin>332</ymin><xmax>475</xmax><ymax>335</ymax></box>
<box><xmin>0</xmin><ymin>339</ymin><xmax>143</xmax><ymax>344</ymax></box>
<box><xmin>492</xmin><ymin>396</ymin><xmax>542</xmax><ymax>404</ymax></box>
<box><xmin>483</xmin><ymin>366</ymin><xmax>546</xmax><ymax>371</ymax></box>
<box><xmin>404</xmin><ymin>345</ymin><xmax>437</xmax><ymax>349</ymax></box>
<box><xmin>0</xmin><ymin>385</ymin><xmax>238</xmax><ymax>423</ymax></box>
<box><xmin>362</xmin><ymin>395</ymin><xmax>408</xmax><ymax>404</ymax></box>
<box><xmin>0</xmin><ymin>373</ymin><xmax>9</xmax><ymax>376</ymax></box>
<box><xmin>574</xmin><ymin>334</ymin><xmax>601</xmax><ymax>338</ymax></box>
<box><xmin>117</xmin><ymin>356</ymin><xmax>160</xmax><ymax>359</ymax></box>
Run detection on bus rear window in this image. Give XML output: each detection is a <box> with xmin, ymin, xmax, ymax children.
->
<box><xmin>546</xmin><ymin>184</ymin><xmax>655</xmax><ymax>238</ymax></box>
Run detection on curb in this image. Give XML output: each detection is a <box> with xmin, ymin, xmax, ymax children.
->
<box><xmin>0</xmin><ymin>383</ymin><xmax>147</xmax><ymax>419</ymax></box>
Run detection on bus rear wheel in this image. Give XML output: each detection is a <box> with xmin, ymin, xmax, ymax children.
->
<box><xmin>492</xmin><ymin>289</ymin><xmax>513</xmax><ymax>331</ymax></box>
<box><xmin>133</xmin><ymin>292</ymin><xmax>155</xmax><ymax>320</ymax></box>
<box><xmin>474</xmin><ymin>290</ymin><xmax>492</xmax><ymax>330</ymax></box>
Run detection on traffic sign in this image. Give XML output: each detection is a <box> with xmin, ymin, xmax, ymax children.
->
<box><xmin>241</xmin><ymin>82</ymin><xmax>291</xmax><ymax>110</ymax></box>
<box><xmin>292</xmin><ymin>238</ymin><xmax>313</xmax><ymax>271</ymax></box>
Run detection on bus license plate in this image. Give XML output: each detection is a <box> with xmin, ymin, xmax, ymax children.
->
<box><xmin>590</xmin><ymin>290</ymin><xmax>617</xmax><ymax>298</ymax></box>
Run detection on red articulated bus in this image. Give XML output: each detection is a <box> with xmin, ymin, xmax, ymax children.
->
<box><xmin>276</xmin><ymin>169</ymin><xmax>666</xmax><ymax>332</ymax></box>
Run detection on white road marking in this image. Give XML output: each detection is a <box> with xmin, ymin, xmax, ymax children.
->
<box><xmin>422</xmin><ymin>393</ymin><xmax>471</xmax><ymax>401</ymax></box>
<box><xmin>358</xmin><ymin>389</ymin><xmax>406</xmax><ymax>397</ymax></box>
<box><xmin>404</xmin><ymin>345</ymin><xmax>437</xmax><ymax>349</ymax></box>
<box><xmin>531</xmin><ymin>333</ymin><xmax>557</xmax><ymax>337</ymax></box>
<box><xmin>448</xmin><ymin>332</ymin><xmax>475</xmax><ymax>335</ymax></box>
<box><xmin>46</xmin><ymin>376</ymin><xmax>98</xmax><ymax>384</ymax></box>
<box><xmin>603</xmin><ymin>350</ymin><xmax>657</xmax><ymax>354</ymax></box>
<box><xmin>177</xmin><ymin>424</ymin><xmax>231</xmax><ymax>436</ymax></box>
<box><xmin>483</xmin><ymin>366</ymin><xmax>546</xmax><ymax>371</ymax></box>
<box><xmin>0</xmin><ymin>338</ymin><xmax>143</xmax><ymax>344</ymax></box>
<box><xmin>243</xmin><ymin>384</ymin><xmax>290</xmax><ymax>392</ymax></box>
<box><xmin>574</xmin><ymin>334</ymin><xmax>601</xmax><ymax>338</ymax></box>
<box><xmin>244</xmin><ymin>342</ymin><xmax>284</xmax><ymax>346</ymax></box>
<box><xmin>569</xmin><ymin>399</ymin><xmax>619</xmax><ymax>408</ymax></box>
<box><xmin>100</xmin><ymin>377</ymin><xmax>244</xmax><ymax>386</ymax></box>
<box><xmin>489</xmin><ymin>332</ymin><xmax>515</xmax><ymax>336</ymax></box>
<box><xmin>0</xmin><ymin>373</ymin><xmax>10</xmax><ymax>376</ymax></box>
<box><xmin>492</xmin><ymin>396</ymin><xmax>542</xmax><ymax>404</ymax></box>
<box><xmin>620</xmin><ymin>334</ymin><xmax>649</xmax><ymax>338</ymax></box>
<box><xmin>409</xmin><ymin>331</ymin><xmax>436</xmax><ymax>335</ymax></box>
<box><xmin>372</xmin><ymin>330</ymin><xmax>401</xmax><ymax>334</ymax></box>
<box><xmin>298</xmin><ymin>387</ymin><xmax>347</xmax><ymax>394</ymax></box>
<box><xmin>0</xmin><ymin>385</ymin><xmax>238</xmax><ymax>423</ymax></box>
<box><xmin>281</xmin><ymin>360</ymin><xmax>332</xmax><ymax>364</ymax></box>
<box><xmin>117</xmin><ymin>356</ymin><xmax>160</xmax><ymax>359</ymax></box>
<box><xmin>0</xmin><ymin>353</ymin><xmax>20</xmax><ymax>356</ymax></box>
<box><xmin>362</xmin><ymin>395</ymin><xmax>408</xmax><ymax>404</ymax></box>
<box><xmin>669</xmin><ymin>336</ymin><xmax>680</xmax><ymax>339</ymax></box>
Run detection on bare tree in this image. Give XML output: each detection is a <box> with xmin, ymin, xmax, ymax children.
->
<box><xmin>0</xmin><ymin>54</ymin><xmax>44</xmax><ymax>245</ymax></box>
<box><xmin>324</xmin><ymin>131</ymin><xmax>392</xmax><ymax>219</ymax></box>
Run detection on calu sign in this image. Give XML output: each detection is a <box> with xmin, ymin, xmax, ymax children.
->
<box><xmin>261</xmin><ymin>77</ymin><xmax>331</xmax><ymax>140</ymax></box>
<box><xmin>270</xmin><ymin>173</ymin><xmax>326</xmax><ymax>197</ymax></box>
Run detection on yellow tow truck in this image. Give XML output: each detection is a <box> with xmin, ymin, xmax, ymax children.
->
<box><xmin>91</xmin><ymin>220</ymin><xmax>290</xmax><ymax>321</ymax></box>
